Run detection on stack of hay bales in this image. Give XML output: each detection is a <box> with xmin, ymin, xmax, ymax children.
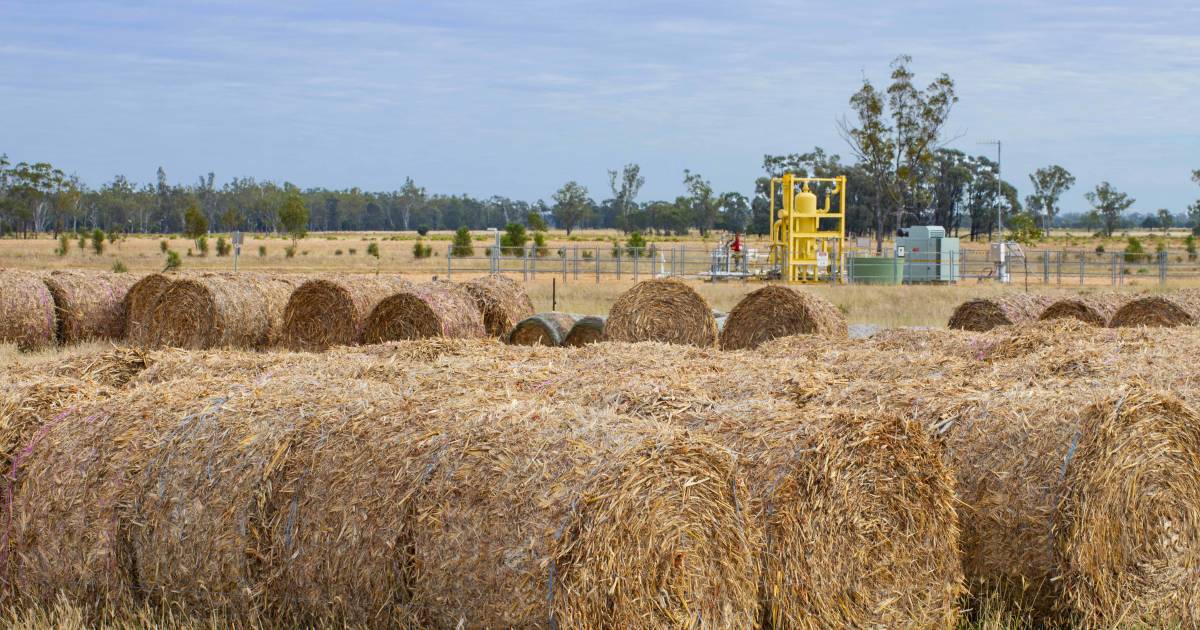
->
<box><xmin>948</xmin><ymin>293</ymin><xmax>1053</xmax><ymax>331</ymax></box>
<box><xmin>506</xmin><ymin>312</ymin><xmax>578</xmax><ymax>346</ymax></box>
<box><xmin>0</xmin><ymin>269</ymin><xmax>56</xmax><ymax>351</ymax></box>
<box><xmin>281</xmin><ymin>275</ymin><xmax>412</xmax><ymax>351</ymax></box>
<box><xmin>362</xmin><ymin>281</ymin><xmax>484</xmax><ymax>343</ymax></box>
<box><xmin>1110</xmin><ymin>288</ymin><xmax>1200</xmax><ymax>328</ymax></box>
<box><xmin>1038</xmin><ymin>292</ymin><xmax>1131</xmax><ymax>327</ymax></box>
<box><xmin>718</xmin><ymin>285</ymin><xmax>847</xmax><ymax>350</ymax></box>
<box><xmin>460</xmin><ymin>275</ymin><xmax>535</xmax><ymax>338</ymax></box>
<box><xmin>4</xmin><ymin>371</ymin><xmax>762</xmax><ymax>628</ymax></box>
<box><xmin>122</xmin><ymin>272</ymin><xmax>180</xmax><ymax>344</ymax></box>
<box><xmin>43</xmin><ymin>270</ymin><xmax>140</xmax><ymax>344</ymax></box>
<box><xmin>148</xmin><ymin>273</ymin><xmax>299</xmax><ymax>349</ymax></box>
<box><xmin>604</xmin><ymin>278</ymin><xmax>717</xmax><ymax>347</ymax></box>
<box><xmin>563</xmin><ymin>315</ymin><xmax>605</xmax><ymax>347</ymax></box>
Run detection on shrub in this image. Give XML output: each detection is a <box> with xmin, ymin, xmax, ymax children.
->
<box><xmin>56</xmin><ymin>233</ymin><xmax>69</xmax><ymax>256</ymax></box>
<box><xmin>452</xmin><ymin>226</ymin><xmax>474</xmax><ymax>257</ymax></box>
<box><xmin>533</xmin><ymin>231</ymin><xmax>549</xmax><ymax>257</ymax></box>
<box><xmin>527</xmin><ymin>211</ymin><xmax>547</xmax><ymax>232</ymax></box>
<box><xmin>1095</xmin><ymin>244</ymin><xmax>1105</xmax><ymax>256</ymax></box>
<box><xmin>335</xmin><ymin>249</ymin><xmax>343</xmax><ymax>255</ymax></box>
<box><xmin>348</xmin><ymin>248</ymin><xmax>357</xmax><ymax>255</ymax></box>
<box><xmin>500</xmin><ymin>223</ymin><xmax>528</xmax><ymax>256</ymax></box>
<box><xmin>412</xmin><ymin>240</ymin><xmax>433</xmax><ymax>258</ymax></box>
<box><xmin>416</xmin><ymin>224</ymin><xmax>430</xmax><ymax>236</ymax></box>
<box><xmin>216</xmin><ymin>236</ymin><xmax>230</xmax><ymax>256</ymax></box>
<box><xmin>285</xmin><ymin>245</ymin><xmax>296</xmax><ymax>258</ymax></box>
<box><xmin>107</xmin><ymin>230</ymin><xmax>119</xmax><ymax>245</ymax></box>
<box><xmin>91</xmin><ymin>229</ymin><xmax>105</xmax><ymax>255</ymax></box>
<box><xmin>164</xmin><ymin>250</ymin><xmax>182</xmax><ymax>271</ymax></box>
<box><xmin>367</xmin><ymin>242</ymin><xmax>380</xmax><ymax>258</ymax></box>
<box><xmin>197</xmin><ymin>235</ymin><xmax>209</xmax><ymax>256</ymax></box>
<box><xmin>581</xmin><ymin>249</ymin><xmax>594</xmax><ymax>260</ymax></box>
<box><xmin>160</xmin><ymin>240</ymin><xmax>169</xmax><ymax>254</ymax></box>
<box><xmin>111</xmin><ymin>260</ymin><xmax>128</xmax><ymax>273</ymax></box>
<box><xmin>186</xmin><ymin>248</ymin><xmax>193</xmax><ymax>257</ymax></box>
<box><xmin>77</xmin><ymin>235</ymin><xmax>86</xmax><ymax>252</ymax></box>
<box><xmin>1124</xmin><ymin>237</ymin><xmax>1145</xmax><ymax>263</ymax></box>
<box><xmin>1187</xmin><ymin>235</ymin><xmax>1197</xmax><ymax>261</ymax></box>
<box><xmin>258</xmin><ymin>245</ymin><xmax>267</xmax><ymax>257</ymax></box>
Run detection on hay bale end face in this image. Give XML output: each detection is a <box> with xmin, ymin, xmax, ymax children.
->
<box><xmin>281</xmin><ymin>275</ymin><xmax>412</xmax><ymax>351</ymax></box>
<box><xmin>461</xmin><ymin>275</ymin><xmax>535</xmax><ymax>337</ymax></box>
<box><xmin>719</xmin><ymin>285</ymin><xmax>847</xmax><ymax>350</ymax></box>
<box><xmin>43</xmin><ymin>270</ymin><xmax>140</xmax><ymax>344</ymax></box>
<box><xmin>1038</xmin><ymin>293</ymin><xmax>1129</xmax><ymax>327</ymax></box>
<box><xmin>563</xmin><ymin>315</ymin><xmax>605</xmax><ymax>347</ymax></box>
<box><xmin>362</xmin><ymin>281</ymin><xmax>485</xmax><ymax>343</ymax></box>
<box><xmin>148</xmin><ymin>273</ymin><xmax>299</xmax><ymax>349</ymax></box>
<box><xmin>948</xmin><ymin>293</ymin><xmax>1053</xmax><ymax>332</ymax></box>
<box><xmin>0</xmin><ymin>269</ymin><xmax>56</xmax><ymax>350</ymax></box>
<box><xmin>507</xmin><ymin>312</ymin><xmax>578</xmax><ymax>346</ymax></box>
<box><xmin>122</xmin><ymin>272</ymin><xmax>177</xmax><ymax>344</ymax></box>
<box><xmin>1109</xmin><ymin>289</ymin><xmax>1200</xmax><ymax>328</ymax></box>
<box><xmin>603</xmin><ymin>278</ymin><xmax>717</xmax><ymax>347</ymax></box>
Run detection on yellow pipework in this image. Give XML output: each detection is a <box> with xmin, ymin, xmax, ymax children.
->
<box><xmin>768</xmin><ymin>174</ymin><xmax>847</xmax><ymax>284</ymax></box>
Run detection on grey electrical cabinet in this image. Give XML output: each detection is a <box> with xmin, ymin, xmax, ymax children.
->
<box><xmin>896</xmin><ymin>226</ymin><xmax>960</xmax><ymax>283</ymax></box>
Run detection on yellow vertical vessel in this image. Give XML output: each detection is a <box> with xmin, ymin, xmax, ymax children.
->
<box><xmin>769</xmin><ymin>174</ymin><xmax>846</xmax><ymax>283</ymax></box>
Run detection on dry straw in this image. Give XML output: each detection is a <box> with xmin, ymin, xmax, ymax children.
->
<box><xmin>507</xmin><ymin>312</ymin><xmax>578</xmax><ymax>346</ymax></box>
<box><xmin>0</xmin><ymin>270</ymin><xmax>55</xmax><ymax>351</ymax></box>
<box><xmin>148</xmin><ymin>273</ymin><xmax>299</xmax><ymax>349</ymax></box>
<box><xmin>121</xmin><ymin>273</ymin><xmax>178</xmax><ymax>344</ymax></box>
<box><xmin>461</xmin><ymin>274</ymin><xmax>535</xmax><ymax>337</ymax></box>
<box><xmin>1109</xmin><ymin>288</ymin><xmax>1200</xmax><ymax>328</ymax></box>
<box><xmin>1038</xmin><ymin>292</ymin><xmax>1131</xmax><ymax>327</ymax></box>
<box><xmin>562</xmin><ymin>315</ymin><xmax>605</xmax><ymax>347</ymax></box>
<box><xmin>718</xmin><ymin>285</ymin><xmax>847</xmax><ymax>350</ymax></box>
<box><xmin>280</xmin><ymin>275</ymin><xmax>412</xmax><ymax>351</ymax></box>
<box><xmin>43</xmin><ymin>270</ymin><xmax>140</xmax><ymax>344</ymax></box>
<box><xmin>362</xmin><ymin>281</ymin><xmax>484</xmax><ymax>343</ymax></box>
<box><xmin>947</xmin><ymin>293</ymin><xmax>1053</xmax><ymax>331</ymax></box>
<box><xmin>603</xmin><ymin>278</ymin><xmax>717</xmax><ymax>347</ymax></box>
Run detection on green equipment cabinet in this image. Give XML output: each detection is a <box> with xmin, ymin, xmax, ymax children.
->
<box><xmin>895</xmin><ymin>226</ymin><xmax>960</xmax><ymax>283</ymax></box>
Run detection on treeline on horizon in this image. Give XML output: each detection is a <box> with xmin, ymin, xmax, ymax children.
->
<box><xmin>3</xmin><ymin>56</ymin><xmax>1198</xmax><ymax>245</ymax></box>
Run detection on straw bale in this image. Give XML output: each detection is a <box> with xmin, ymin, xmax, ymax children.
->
<box><xmin>1038</xmin><ymin>292</ymin><xmax>1131</xmax><ymax>327</ymax></box>
<box><xmin>868</xmin><ymin>326</ymin><xmax>984</xmax><ymax>359</ymax></box>
<box><xmin>719</xmin><ymin>285</ymin><xmax>847</xmax><ymax>350</ymax></box>
<box><xmin>121</xmin><ymin>273</ymin><xmax>178</xmax><ymax>344</ymax></box>
<box><xmin>43</xmin><ymin>270</ymin><xmax>140</xmax><ymax>344</ymax></box>
<box><xmin>148</xmin><ymin>273</ymin><xmax>299</xmax><ymax>349</ymax></box>
<box><xmin>0</xmin><ymin>270</ymin><xmax>55</xmax><ymax>351</ymax></box>
<box><xmin>461</xmin><ymin>275</ymin><xmax>535</xmax><ymax>337</ymax></box>
<box><xmin>562</xmin><ymin>315</ymin><xmax>605</xmax><ymax>347</ymax></box>
<box><xmin>361</xmin><ymin>281</ymin><xmax>485</xmax><ymax>343</ymax></box>
<box><xmin>947</xmin><ymin>293</ymin><xmax>1053</xmax><ymax>331</ymax></box>
<box><xmin>280</xmin><ymin>275</ymin><xmax>413</xmax><ymax>351</ymax></box>
<box><xmin>1109</xmin><ymin>288</ymin><xmax>1200</xmax><ymax>328</ymax></box>
<box><xmin>507</xmin><ymin>312</ymin><xmax>578</xmax><ymax>346</ymax></box>
<box><xmin>603</xmin><ymin>278</ymin><xmax>717</xmax><ymax>347</ymax></box>
<box><xmin>1056</xmin><ymin>388</ymin><xmax>1200</xmax><ymax>626</ymax></box>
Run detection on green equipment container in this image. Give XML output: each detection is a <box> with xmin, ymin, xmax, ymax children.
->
<box><xmin>848</xmin><ymin>256</ymin><xmax>905</xmax><ymax>285</ymax></box>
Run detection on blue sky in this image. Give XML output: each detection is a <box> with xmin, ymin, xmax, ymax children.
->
<box><xmin>2</xmin><ymin>0</ymin><xmax>1198</xmax><ymax>213</ymax></box>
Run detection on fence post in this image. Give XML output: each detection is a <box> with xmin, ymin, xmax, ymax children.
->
<box><xmin>1056</xmin><ymin>251</ymin><xmax>1062</xmax><ymax>286</ymax></box>
<box><xmin>573</xmin><ymin>245</ymin><xmax>579</xmax><ymax>280</ymax></box>
<box><xmin>523</xmin><ymin>245</ymin><xmax>530</xmax><ymax>281</ymax></box>
<box><xmin>1080</xmin><ymin>253</ymin><xmax>1085</xmax><ymax>286</ymax></box>
<box><xmin>1160</xmin><ymin>251</ymin><xmax>1168</xmax><ymax>286</ymax></box>
<box><xmin>634</xmin><ymin>247</ymin><xmax>639</xmax><ymax>280</ymax></box>
<box><xmin>447</xmin><ymin>248</ymin><xmax>452</xmax><ymax>279</ymax></box>
<box><xmin>562</xmin><ymin>246</ymin><xmax>567</xmax><ymax>282</ymax></box>
<box><xmin>616</xmin><ymin>249</ymin><xmax>622</xmax><ymax>279</ymax></box>
<box><xmin>595</xmin><ymin>248</ymin><xmax>600</xmax><ymax>283</ymax></box>
<box><xmin>1042</xmin><ymin>251</ymin><xmax>1049</xmax><ymax>285</ymax></box>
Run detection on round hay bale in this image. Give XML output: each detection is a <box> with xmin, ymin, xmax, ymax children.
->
<box><xmin>718</xmin><ymin>285</ymin><xmax>847</xmax><ymax>350</ymax></box>
<box><xmin>1038</xmin><ymin>292</ymin><xmax>1130</xmax><ymax>327</ymax></box>
<box><xmin>461</xmin><ymin>275</ymin><xmax>535</xmax><ymax>337</ymax></box>
<box><xmin>603</xmin><ymin>278</ymin><xmax>717</xmax><ymax>347</ymax></box>
<box><xmin>43</xmin><ymin>270</ymin><xmax>140</xmax><ymax>344</ymax></box>
<box><xmin>507</xmin><ymin>312</ymin><xmax>578</xmax><ymax>346</ymax></box>
<box><xmin>948</xmin><ymin>293</ymin><xmax>1053</xmax><ymax>332</ymax></box>
<box><xmin>281</xmin><ymin>275</ymin><xmax>413</xmax><ymax>351</ymax></box>
<box><xmin>562</xmin><ymin>315</ymin><xmax>605</xmax><ymax>347</ymax></box>
<box><xmin>122</xmin><ymin>272</ymin><xmax>178</xmax><ymax>344</ymax></box>
<box><xmin>1056</xmin><ymin>389</ymin><xmax>1200</xmax><ymax>626</ymax></box>
<box><xmin>361</xmin><ymin>281</ymin><xmax>485</xmax><ymax>343</ymax></box>
<box><xmin>148</xmin><ymin>273</ymin><xmax>299</xmax><ymax>349</ymax></box>
<box><xmin>1109</xmin><ymin>289</ymin><xmax>1200</xmax><ymax>328</ymax></box>
<box><xmin>0</xmin><ymin>270</ymin><xmax>56</xmax><ymax>351</ymax></box>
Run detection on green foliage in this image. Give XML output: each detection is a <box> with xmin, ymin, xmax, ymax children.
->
<box><xmin>107</xmin><ymin>229</ymin><xmax>119</xmax><ymax>245</ymax></box>
<box><xmin>1124</xmin><ymin>236</ymin><xmax>1146</xmax><ymax>263</ymax></box>
<box><xmin>196</xmin><ymin>235</ymin><xmax>209</xmax><ymax>256</ymax></box>
<box><xmin>1095</xmin><ymin>244</ymin><xmax>1105</xmax><ymax>256</ymax></box>
<box><xmin>1005</xmin><ymin>213</ymin><xmax>1043</xmax><ymax>246</ymax></box>
<box><xmin>77</xmin><ymin>234</ymin><xmax>86</xmax><ymax>252</ymax></box>
<box><xmin>334</xmin><ymin>249</ymin><xmax>343</xmax><ymax>255</ymax></box>
<box><xmin>552</xmin><ymin>181</ymin><xmax>592</xmax><ymax>235</ymax></box>
<box><xmin>56</xmin><ymin>233</ymin><xmax>69</xmax><ymax>256</ymax></box>
<box><xmin>581</xmin><ymin>249</ymin><xmax>593</xmax><ymax>260</ymax></box>
<box><xmin>416</xmin><ymin>224</ymin><xmax>430</xmax><ymax>236</ymax></box>
<box><xmin>451</xmin><ymin>226</ymin><xmax>474</xmax><ymax>257</ymax></box>
<box><xmin>527</xmin><ymin>211</ymin><xmax>547</xmax><ymax>232</ymax></box>
<box><xmin>500</xmin><ymin>222</ymin><xmax>528</xmax><ymax>255</ymax></box>
<box><xmin>1155</xmin><ymin>238</ymin><xmax>1167</xmax><ymax>254</ymax></box>
<box><xmin>533</xmin><ymin>231</ymin><xmax>549</xmax><ymax>257</ymax></box>
<box><xmin>160</xmin><ymin>239</ymin><xmax>169</xmax><ymax>254</ymax></box>
<box><xmin>163</xmin><ymin>250</ymin><xmax>181</xmax><ymax>271</ymax></box>
<box><xmin>111</xmin><ymin>260</ymin><xmax>128</xmax><ymax>273</ymax></box>
<box><xmin>90</xmin><ymin>228</ymin><xmax>105</xmax><ymax>255</ymax></box>
<box><xmin>216</xmin><ymin>236</ymin><xmax>230</xmax><ymax>256</ymax></box>
<box><xmin>348</xmin><ymin>248</ymin><xmax>357</xmax><ymax>255</ymax></box>
<box><xmin>183</xmin><ymin>202</ymin><xmax>208</xmax><ymax>241</ymax></box>
<box><xmin>278</xmin><ymin>192</ymin><xmax>309</xmax><ymax>245</ymax></box>
<box><xmin>626</xmin><ymin>230</ymin><xmax>646</xmax><ymax>252</ymax></box>
<box><xmin>1186</xmin><ymin>235</ymin><xmax>1196</xmax><ymax>261</ymax></box>
<box><xmin>1025</xmin><ymin>165</ymin><xmax>1075</xmax><ymax>229</ymax></box>
<box><xmin>1086</xmin><ymin>182</ymin><xmax>1136</xmax><ymax>237</ymax></box>
<box><xmin>258</xmin><ymin>244</ymin><xmax>267</xmax><ymax>257</ymax></box>
<box><xmin>367</xmin><ymin>242</ymin><xmax>380</xmax><ymax>259</ymax></box>
<box><xmin>285</xmin><ymin>245</ymin><xmax>296</xmax><ymax>258</ymax></box>
<box><xmin>412</xmin><ymin>240</ymin><xmax>433</xmax><ymax>258</ymax></box>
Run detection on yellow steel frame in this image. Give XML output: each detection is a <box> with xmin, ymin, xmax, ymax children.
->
<box><xmin>769</xmin><ymin>174</ymin><xmax>846</xmax><ymax>283</ymax></box>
